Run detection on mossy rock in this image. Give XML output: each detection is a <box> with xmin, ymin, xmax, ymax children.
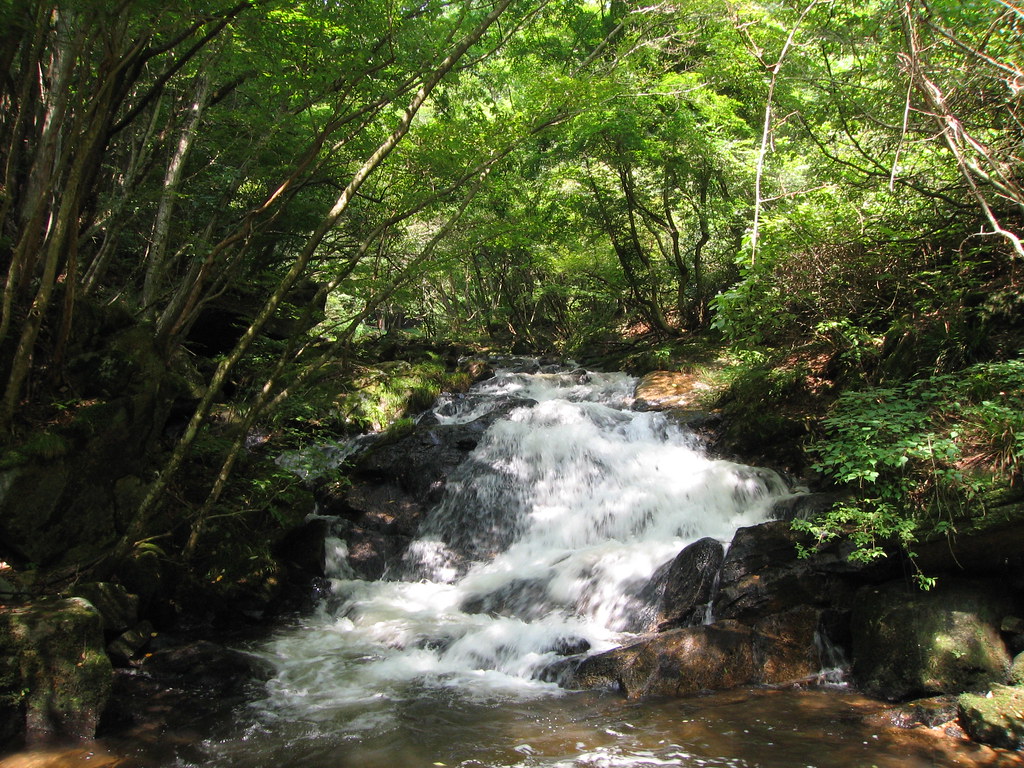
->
<box><xmin>1011</xmin><ymin>653</ymin><xmax>1024</xmax><ymax>686</ymax></box>
<box><xmin>958</xmin><ymin>685</ymin><xmax>1024</xmax><ymax>750</ymax></box>
<box><xmin>851</xmin><ymin>578</ymin><xmax>1016</xmax><ymax>700</ymax></box>
<box><xmin>0</xmin><ymin>597</ymin><xmax>113</xmax><ymax>744</ymax></box>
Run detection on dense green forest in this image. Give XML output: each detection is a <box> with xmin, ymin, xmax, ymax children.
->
<box><xmin>0</xmin><ymin>0</ymin><xmax>1021</xmax><ymax>592</ymax></box>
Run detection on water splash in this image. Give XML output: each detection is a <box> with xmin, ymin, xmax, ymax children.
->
<box><xmin>254</xmin><ymin>363</ymin><xmax>793</xmax><ymax>732</ymax></box>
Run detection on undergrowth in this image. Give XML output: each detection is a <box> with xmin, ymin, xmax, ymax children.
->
<box><xmin>795</xmin><ymin>356</ymin><xmax>1024</xmax><ymax>587</ymax></box>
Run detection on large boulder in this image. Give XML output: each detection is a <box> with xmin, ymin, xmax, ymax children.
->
<box><xmin>0</xmin><ymin>323</ymin><xmax>189</xmax><ymax>570</ymax></box>
<box><xmin>958</xmin><ymin>685</ymin><xmax>1024</xmax><ymax>750</ymax></box>
<box><xmin>68</xmin><ymin>582</ymin><xmax>138</xmax><ymax>638</ymax></box>
<box><xmin>566</xmin><ymin>623</ymin><xmax>759</xmax><ymax>698</ymax></box>
<box><xmin>0</xmin><ymin>597</ymin><xmax>113</xmax><ymax>745</ymax></box>
<box><xmin>316</xmin><ymin>398</ymin><xmax>535</xmax><ymax>578</ymax></box>
<box><xmin>851</xmin><ymin>579</ymin><xmax>1016</xmax><ymax>700</ymax></box>
<box><xmin>564</xmin><ymin>611</ymin><xmax>822</xmax><ymax>698</ymax></box>
<box><xmin>714</xmin><ymin>521</ymin><xmax>880</xmax><ymax>623</ymax></box>
<box><xmin>751</xmin><ymin>606</ymin><xmax>824</xmax><ymax>684</ymax></box>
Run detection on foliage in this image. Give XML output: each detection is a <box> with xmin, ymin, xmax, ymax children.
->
<box><xmin>796</xmin><ymin>356</ymin><xmax>1024</xmax><ymax>585</ymax></box>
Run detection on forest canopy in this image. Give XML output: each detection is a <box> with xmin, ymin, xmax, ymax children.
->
<box><xmin>0</xmin><ymin>0</ymin><xmax>1021</xmax><ymax>571</ymax></box>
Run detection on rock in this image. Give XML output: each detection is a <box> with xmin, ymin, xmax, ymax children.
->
<box><xmin>0</xmin><ymin>327</ymin><xmax>184</xmax><ymax>570</ymax></box>
<box><xmin>564</xmin><ymin>614</ymin><xmax>822</xmax><ymax>699</ymax></box>
<box><xmin>106</xmin><ymin>621</ymin><xmax>155</xmax><ymax>666</ymax></box>
<box><xmin>273</xmin><ymin>516</ymin><xmax>331</xmax><ymax>577</ymax></box>
<box><xmin>751</xmin><ymin>606</ymin><xmax>823</xmax><ymax>684</ymax></box>
<box><xmin>115</xmin><ymin>548</ymin><xmax>179</xmax><ymax>628</ymax></box>
<box><xmin>140</xmin><ymin>639</ymin><xmax>269</xmax><ymax>695</ymax></box>
<box><xmin>768</xmin><ymin>492</ymin><xmax>844</xmax><ymax>523</ymax></box>
<box><xmin>851</xmin><ymin>579</ymin><xmax>1016</xmax><ymax>700</ymax></box>
<box><xmin>351</xmin><ymin>400</ymin><xmax>530</xmax><ymax>502</ymax></box>
<box><xmin>714</xmin><ymin>521</ymin><xmax>876</xmax><ymax>624</ymax></box>
<box><xmin>331</xmin><ymin>481</ymin><xmax>425</xmax><ymax>536</ymax></box>
<box><xmin>632</xmin><ymin>371</ymin><xmax>707</xmax><ymax>411</ymax></box>
<box><xmin>958</xmin><ymin>685</ymin><xmax>1024</xmax><ymax>750</ymax></box>
<box><xmin>1002</xmin><ymin>616</ymin><xmax>1024</xmax><ymax>656</ymax></box>
<box><xmin>0</xmin><ymin>597</ymin><xmax>113</xmax><ymax>744</ymax></box>
<box><xmin>461</xmin><ymin>577</ymin><xmax>553</xmax><ymax>620</ymax></box>
<box><xmin>68</xmin><ymin>582</ymin><xmax>139</xmax><ymax>638</ymax></box>
<box><xmin>664</xmin><ymin>409</ymin><xmax>721</xmax><ymax>433</ymax></box>
<box><xmin>567</xmin><ymin>623</ymin><xmax>760</xmax><ymax>698</ymax></box>
<box><xmin>313</xmin><ymin>399</ymin><xmax>536</xmax><ymax>578</ymax></box>
<box><xmin>656</xmin><ymin>537</ymin><xmax>724</xmax><ymax>629</ymax></box>
<box><xmin>343</xmin><ymin>525</ymin><xmax>412</xmax><ymax>581</ymax></box>
<box><xmin>1011</xmin><ymin>652</ymin><xmax>1024</xmax><ymax>686</ymax></box>
<box><xmin>888</xmin><ymin>694</ymin><xmax>972</xmax><ymax>740</ymax></box>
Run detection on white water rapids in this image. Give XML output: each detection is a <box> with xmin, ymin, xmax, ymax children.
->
<box><xmin>156</xmin><ymin>364</ymin><xmax>983</xmax><ymax>768</ymax></box>
<box><xmin>251</xmin><ymin>365</ymin><xmax>792</xmax><ymax>735</ymax></box>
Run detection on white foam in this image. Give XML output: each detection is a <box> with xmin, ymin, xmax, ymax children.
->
<box><xmin>257</xmin><ymin>363</ymin><xmax>792</xmax><ymax>727</ymax></box>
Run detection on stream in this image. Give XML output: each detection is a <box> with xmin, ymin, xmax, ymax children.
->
<box><xmin>2</xmin><ymin>362</ymin><xmax>1016</xmax><ymax>768</ymax></box>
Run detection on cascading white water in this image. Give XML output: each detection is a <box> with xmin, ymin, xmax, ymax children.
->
<box><xmin>251</xmin><ymin>363</ymin><xmax>794</xmax><ymax>740</ymax></box>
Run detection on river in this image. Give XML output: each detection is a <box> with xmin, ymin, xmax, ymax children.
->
<box><xmin>1</xmin><ymin>361</ymin><xmax>1017</xmax><ymax>768</ymax></box>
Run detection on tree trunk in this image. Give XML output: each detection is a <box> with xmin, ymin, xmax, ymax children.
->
<box><xmin>118</xmin><ymin>0</ymin><xmax>521</xmax><ymax>557</ymax></box>
<box><xmin>142</xmin><ymin>73</ymin><xmax>212</xmax><ymax>311</ymax></box>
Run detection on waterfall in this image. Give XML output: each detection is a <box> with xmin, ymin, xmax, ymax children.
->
<box><xmin>255</xmin><ymin>362</ymin><xmax>793</xmax><ymax>733</ymax></box>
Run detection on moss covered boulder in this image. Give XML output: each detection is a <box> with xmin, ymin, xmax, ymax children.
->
<box><xmin>0</xmin><ymin>597</ymin><xmax>113</xmax><ymax>745</ymax></box>
<box><xmin>851</xmin><ymin>579</ymin><xmax>1016</xmax><ymax>700</ymax></box>
<box><xmin>958</xmin><ymin>685</ymin><xmax>1024</xmax><ymax>750</ymax></box>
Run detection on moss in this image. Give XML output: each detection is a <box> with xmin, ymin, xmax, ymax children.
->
<box><xmin>331</xmin><ymin>360</ymin><xmax>470</xmax><ymax>432</ymax></box>
<box><xmin>17</xmin><ymin>431</ymin><xmax>69</xmax><ymax>461</ymax></box>
<box><xmin>958</xmin><ymin>685</ymin><xmax>1024</xmax><ymax>750</ymax></box>
<box><xmin>0</xmin><ymin>449</ymin><xmax>28</xmax><ymax>470</ymax></box>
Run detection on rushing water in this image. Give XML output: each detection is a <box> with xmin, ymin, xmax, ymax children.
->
<box><xmin>254</xmin><ymin>365</ymin><xmax>791</xmax><ymax>732</ymax></box>
<box><xmin>2</xmin><ymin>363</ymin><xmax>1015</xmax><ymax>768</ymax></box>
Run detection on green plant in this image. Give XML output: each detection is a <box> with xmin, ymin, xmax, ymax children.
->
<box><xmin>798</xmin><ymin>355</ymin><xmax>1024</xmax><ymax>586</ymax></box>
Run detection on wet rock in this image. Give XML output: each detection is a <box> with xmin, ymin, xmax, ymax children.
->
<box><xmin>656</xmin><ymin>537</ymin><xmax>724</xmax><ymax>630</ymax></box>
<box><xmin>332</xmin><ymin>481</ymin><xmax>424</xmax><ymax>536</ymax></box>
<box><xmin>0</xmin><ymin>597</ymin><xmax>113</xmax><ymax>744</ymax></box>
<box><xmin>664</xmin><ymin>409</ymin><xmax>721</xmax><ymax>433</ymax></box>
<box><xmin>884</xmin><ymin>696</ymin><xmax>960</xmax><ymax>729</ymax></box>
<box><xmin>632</xmin><ymin>371</ymin><xmax>707</xmax><ymax>411</ymax></box>
<box><xmin>460</xmin><ymin>577</ymin><xmax>553</xmax><ymax>620</ymax></box>
<box><xmin>551</xmin><ymin>637</ymin><xmax>591</xmax><ymax>656</ymax></box>
<box><xmin>351</xmin><ymin>398</ymin><xmax>533</xmax><ymax>501</ymax></box>
<box><xmin>343</xmin><ymin>525</ymin><xmax>412</xmax><ymax>581</ymax></box>
<box><xmin>273</xmin><ymin>516</ymin><xmax>331</xmax><ymax>577</ymax></box>
<box><xmin>958</xmin><ymin>685</ymin><xmax>1024</xmax><ymax>750</ymax></box>
<box><xmin>714</xmin><ymin>521</ymin><xmax>875</xmax><ymax>624</ymax></box>
<box><xmin>565</xmin><ymin>608</ymin><xmax>826</xmax><ymax>699</ymax></box>
<box><xmin>752</xmin><ymin>607</ymin><xmax>823</xmax><ymax>684</ymax></box>
<box><xmin>567</xmin><ymin>623</ymin><xmax>759</xmax><ymax>698</ymax></box>
<box><xmin>768</xmin><ymin>492</ymin><xmax>844</xmax><ymax>523</ymax></box>
<box><xmin>106</xmin><ymin>621</ymin><xmax>155</xmax><ymax>666</ymax></box>
<box><xmin>851</xmin><ymin>579</ymin><xmax>1016</xmax><ymax>700</ymax></box>
<box><xmin>314</xmin><ymin>398</ymin><xmax>538</xmax><ymax>578</ymax></box>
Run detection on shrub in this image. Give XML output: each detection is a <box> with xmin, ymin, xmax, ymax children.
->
<box><xmin>796</xmin><ymin>356</ymin><xmax>1024</xmax><ymax>586</ymax></box>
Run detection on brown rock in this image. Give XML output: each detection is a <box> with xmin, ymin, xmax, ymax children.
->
<box><xmin>632</xmin><ymin>371</ymin><xmax>708</xmax><ymax>411</ymax></box>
